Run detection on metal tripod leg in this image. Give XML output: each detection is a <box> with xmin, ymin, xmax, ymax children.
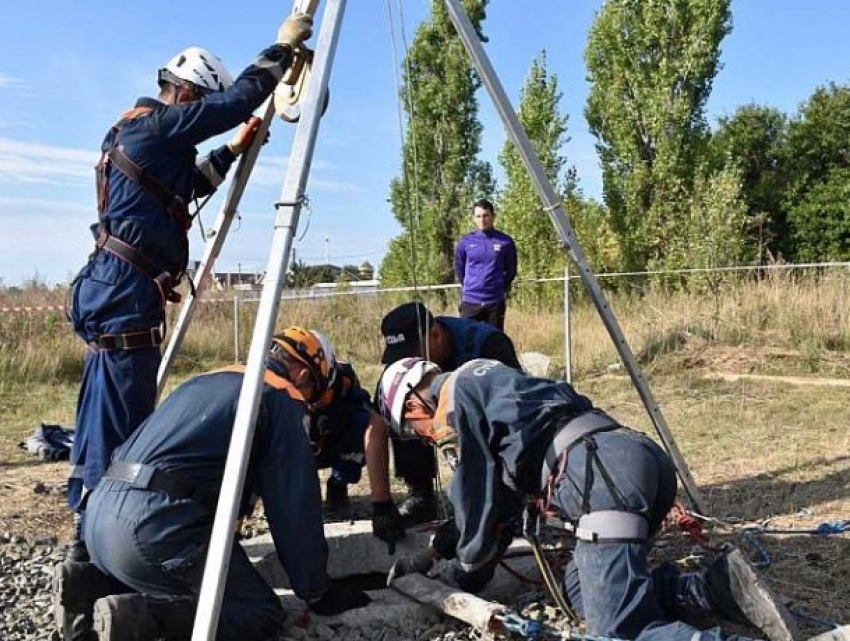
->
<box><xmin>190</xmin><ymin>1</ymin><xmax>346</xmax><ymax>639</ymax></box>
<box><xmin>156</xmin><ymin>98</ymin><xmax>275</xmax><ymax>398</ymax></box>
<box><xmin>441</xmin><ymin>0</ymin><xmax>705</xmax><ymax>514</ymax></box>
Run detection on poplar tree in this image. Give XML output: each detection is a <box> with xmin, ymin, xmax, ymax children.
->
<box><xmin>497</xmin><ymin>52</ymin><xmax>619</xmax><ymax>305</ymax></box>
<box><xmin>379</xmin><ymin>0</ymin><xmax>493</xmax><ymax>287</ymax></box>
<box><xmin>585</xmin><ymin>0</ymin><xmax>732</xmax><ymax>272</ymax></box>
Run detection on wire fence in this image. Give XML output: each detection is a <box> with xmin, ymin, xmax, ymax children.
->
<box><xmin>2</xmin><ymin>261</ymin><xmax>849</xmax><ymax>386</ymax></box>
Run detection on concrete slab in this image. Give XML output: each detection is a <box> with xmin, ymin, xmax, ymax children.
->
<box><xmin>247</xmin><ymin>519</ymin><xmax>437</xmax><ymax>587</ymax></box>
<box><xmin>245</xmin><ymin>519</ymin><xmax>544</xmax><ymax>638</ymax></box>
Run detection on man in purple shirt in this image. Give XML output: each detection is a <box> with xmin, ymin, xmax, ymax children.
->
<box><xmin>454</xmin><ymin>199</ymin><xmax>517</xmax><ymax>331</ymax></box>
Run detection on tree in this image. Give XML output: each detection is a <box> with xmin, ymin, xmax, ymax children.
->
<box><xmin>784</xmin><ymin>83</ymin><xmax>850</xmax><ymax>260</ymax></box>
<box><xmin>379</xmin><ymin>0</ymin><xmax>493</xmax><ymax>287</ymax></box>
<box><xmin>585</xmin><ymin>0</ymin><xmax>732</xmax><ymax>272</ymax></box>
<box><xmin>496</xmin><ymin>52</ymin><xmax>619</xmax><ymax>302</ymax></box>
<box><xmin>497</xmin><ymin>52</ymin><xmax>571</xmax><ymax>281</ymax></box>
<box><xmin>788</xmin><ymin>167</ymin><xmax>850</xmax><ymax>262</ymax></box>
<box><xmin>709</xmin><ymin>105</ymin><xmax>790</xmax><ymax>262</ymax></box>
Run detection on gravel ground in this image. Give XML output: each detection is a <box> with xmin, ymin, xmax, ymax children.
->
<box><xmin>0</xmin><ymin>534</ymin><xmax>64</xmax><ymax>641</ymax></box>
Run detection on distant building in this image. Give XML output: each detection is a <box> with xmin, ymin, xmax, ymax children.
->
<box><xmin>186</xmin><ymin>259</ymin><xmax>379</xmax><ymax>297</ymax></box>
<box><xmin>186</xmin><ymin>260</ymin><xmax>265</xmax><ymax>291</ymax></box>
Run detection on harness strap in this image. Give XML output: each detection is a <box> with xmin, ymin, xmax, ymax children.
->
<box><xmin>96</xmin><ymin>232</ymin><xmax>181</xmax><ymax>304</ymax></box>
<box><xmin>107</xmin><ymin>145</ymin><xmax>192</xmax><ymax>231</ymax></box>
<box><xmin>540</xmin><ymin>410</ymin><xmax>619</xmax><ymax>489</ymax></box>
<box><xmin>89</xmin><ymin>327</ymin><xmax>163</xmax><ymax>351</ymax></box>
<box><xmin>574</xmin><ymin>510</ymin><xmax>649</xmax><ymax>543</ymax></box>
<box><xmin>103</xmin><ymin>461</ymin><xmax>215</xmax><ymax>512</ymax></box>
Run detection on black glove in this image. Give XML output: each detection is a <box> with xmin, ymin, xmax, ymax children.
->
<box><xmin>386</xmin><ymin>552</ymin><xmax>434</xmax><ymax>586</ymax></box>
<box><xmin>431</xmin><ymin>520</ymin><xmax>459</xmax><ymax>560</ymax></box>
<box><xmin>308</xmin><ymin>582</ymin><xmax>371</xmax><ymax>616</ymax></box>
<box><xmin>372</xmin><ymin>500</ymin><xmax>405</xmax><ymax>554</ymax></box>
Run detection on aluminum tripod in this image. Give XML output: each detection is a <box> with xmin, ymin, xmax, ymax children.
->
<box><xmin>188</xmin><ymin>1</ymin><xmax>703</xmax><ymax>638</ymax></box>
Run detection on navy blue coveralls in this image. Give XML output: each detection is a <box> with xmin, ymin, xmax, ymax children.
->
<box><xmin>84</xmin><ymin>366</ymin><xmax>330</xmax><ymax>641</ymax></box>
<box><xmin>427</xmin><ymin>360</ymin><xmax>757</xmax><ymax>641</ymax></box>
<box><xmin>68</xmin><ymin>44</ymin><xmax>296</xmax><ymax>514</ymax></box>
<box><xmin>392</xmin><ymin>317</ymin><xmax>522</xmax><ymax>489</ymax></box>
<box><xmin>311</xmin><ymin>360</ymin><xmax>371</xmax><ymax>485</ymax></box>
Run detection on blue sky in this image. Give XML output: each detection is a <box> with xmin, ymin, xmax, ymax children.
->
<box><xmin>1</xmin><ymin>1</ymin><xmax>848</xmax><ymax>286</ymax></box>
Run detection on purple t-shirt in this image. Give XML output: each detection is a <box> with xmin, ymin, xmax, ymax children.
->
<box><xmin>454</xmin><ymin>229</ymin><xmax>517</xmax><ymax>305</ymax></box>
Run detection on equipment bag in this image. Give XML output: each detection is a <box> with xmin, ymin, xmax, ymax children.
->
<box><xmin>19</xmin><ymin>423</ymin><xmax>75</xmax><ymax>462</ymax></box>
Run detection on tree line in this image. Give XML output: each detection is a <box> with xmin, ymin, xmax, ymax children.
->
<box><xmin>378</xmin><ymin>0</ymin><xmax>850</xmax><ymax>290</ymax></box>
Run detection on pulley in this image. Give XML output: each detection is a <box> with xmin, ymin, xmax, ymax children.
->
<box><xmin>274</xmin><ymin>47</ymin><xmax>330</xmax><ymax>123</ymax></box>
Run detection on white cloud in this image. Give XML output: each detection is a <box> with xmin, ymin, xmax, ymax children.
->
<box><xmin>0</xmin><ymin>196</ymin><xmax>95</xmax><ymax>285</ymax></box>
<box><xmin>0</xmin><ymin>73</ymin><xmax>25</xmax><ymax>90</ymax></box>
<box><xmin>0</xmin><ymin>137</ymin><xmax>96</xmax><ymax>185</ymax></box>
<box><xmin>249</xmin><ymin>154</ymin><xmax>364</xmax><ymax>193</ymax></box>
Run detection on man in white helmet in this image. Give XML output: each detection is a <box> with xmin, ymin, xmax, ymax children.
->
<box><xmin>58</xmin><ymin>12</ymin><xmax>314</xmax><ymax>640</ymax></box>
<box><xmin>376</xmin><ymin>358</ymin><xmax>800</xmax><ymax>641</ymax></box>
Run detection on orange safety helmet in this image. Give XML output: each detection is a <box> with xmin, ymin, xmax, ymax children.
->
<box><xmin>269</xmin><ymin>326</ymin><xmax>332</xmax><ymax>400</ymax></box>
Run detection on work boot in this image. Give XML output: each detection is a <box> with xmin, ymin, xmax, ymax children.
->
<box><xmin>92</xmin><ymin>593</ymin><xmax>196</xmax><ymax>641</ymax></box>
<box><xmin>397</xmin><ymin>482</ymin><xmax>439</xmax><ymax>527</ymax></box>
<box><xmin>53</xmin><ymin>561</ymin><xmax>122</xmax><ymax>641</ymax></box>
<box><xmin>705</xmin><ymin>547</ymin><xmax>799</xmax><ymax>641</ymax></box>
<box><xmin>325</xmin><ymin>477</ymin><xmax>351</xmax><ymax>513</ymax></box>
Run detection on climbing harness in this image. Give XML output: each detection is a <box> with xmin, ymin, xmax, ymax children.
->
<box><xmin>81</xmin><ymin>104</ymin><xmax>197</xmax><ymax>351</ymax></box>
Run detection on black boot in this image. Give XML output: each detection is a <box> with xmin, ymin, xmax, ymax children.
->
<box><xmin>53</xmin><ymin>561</ymin><xmax>125</xmax><ymax>641</ymax></box>
<box><xmin>397</xmin><ymin>482</ymin><xmax>439</xmax><ymax>527</ymax></box>
<box><xmin>325</xmin><ymin>478</ymin><xmax>351</xmax><ymax>513</ymax></box>
<box><xmin>92</xmin><ymin>593</ymin><xmax>196</xmax><ymax>641</ymax></box>
<box><xmin>705</xmin><ymin>547</ymin><xmax>799</xmax><ymax>641</ymax></box>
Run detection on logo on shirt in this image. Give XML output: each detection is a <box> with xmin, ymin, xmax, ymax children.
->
<box><xmin>386</xmin><ymin>333</ymin><xmax>406</xmax><ymax>345</ymax></box>
<box><xmin>493</xmin><ymin>243</ymin><xmax>502</xmax><ymax>252</ymax></box>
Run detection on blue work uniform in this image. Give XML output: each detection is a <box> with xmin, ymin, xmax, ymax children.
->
<box><xmin>311</xmin><ymin>361</ymin><xmax>371</xmax><ymax>485</ymax></box>
<box><xmin>84</xmin><ymin>366</ymin><xmax>330</xmax><ymax>641</ymax></box>
<box><xmin>427</xmin><ymin>360</ymin><xmax>757</xmax><ymax>641</ymax></box>
<box><xmin>68</xmin><ymin>44</ymin><xmax>296</xmax><ymax>514</ymax></box>
<box><xmin>392</xmin><ymin>318</ymin><xmax>521</xmax><ymax>488</ymax></box>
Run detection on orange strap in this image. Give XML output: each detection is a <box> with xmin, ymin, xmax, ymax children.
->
<box><xmin>212</xmin><ymin>364</ymin><xmax>307</xmax><ymax>403</ymax></box>
<box><xmin>119</xmin><ymin>105</ymin><xmax>155</xmax><ymax>122</ymax></box>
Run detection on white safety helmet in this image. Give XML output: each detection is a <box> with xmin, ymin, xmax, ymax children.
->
<box><xmin>378</xmin><ymin>357</ymin><xmax>441</xmax><ymax>439</ymax></box>
<box><xmin>310</xmin><ymin>330</ymin><xmax>338</xmax><ymax>390</ymax></box>
<box><xmin>158</xmin><ymin>46</ymin><xmax>234</xmax><ymax>95</ymax></box>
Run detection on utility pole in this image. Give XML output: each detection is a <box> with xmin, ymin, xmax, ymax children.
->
<box><xmin>324</xmin><ymin>235</ymin><xmax>330</xmax><ymax>266</ymax></box>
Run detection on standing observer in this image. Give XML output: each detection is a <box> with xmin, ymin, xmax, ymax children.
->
<box><xmin>454</xmin><ymin>198</ymin><xmax>517</xmax><ymax>331</ymax></box>
<box><xmin>65</xmin><ymin>13</ymin><xmax>315</xmax><ymax>560</ymax></box>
